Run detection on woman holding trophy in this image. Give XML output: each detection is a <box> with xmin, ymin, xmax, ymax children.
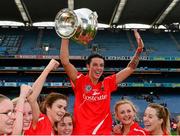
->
<box><xmin>56</xmin><ymin>8</ymin><xmax>144</xmax><ymax>135</ymax></box>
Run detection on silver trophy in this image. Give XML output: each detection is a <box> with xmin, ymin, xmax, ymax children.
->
<box><xmin>55</xmin><ymin>8</ymin><xmax>98</xmax><ymax>45</ymax></box>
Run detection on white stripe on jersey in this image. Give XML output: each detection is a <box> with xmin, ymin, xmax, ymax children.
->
<box><xmin>134</xmin><ymin>128</ymin><xmax>146</xmax><ymax>136</ymax></box>
<box><xmin>92</xmin><ymin>113</ymin><xmax>109</xmax><ymax>135</ymax></box>
<box><xmin>38</xmin><ymin>116</ymin><xmax>45</xmax><ymax>122</ymax></box>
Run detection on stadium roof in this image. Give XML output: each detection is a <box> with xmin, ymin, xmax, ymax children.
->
<box><xmin>0</xmin><ymin>0</ymin><xmax>180</xmax><ymax>29</ymax></box>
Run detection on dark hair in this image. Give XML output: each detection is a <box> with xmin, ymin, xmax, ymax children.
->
<box><xmin>40</xmin><ymin>92</ymin><xmax>68</xmax><ymax>114</ymax></box>
<box><xmin>86</xmin><ymin>53</ymin><xmax>105</xmax><ymax>65</ymax></box>
<box><xmin>54</xmin><ymin>112</ymin><xmax>73</xmax><ymax>135</ymax></box>
<box><xmin>86</xmin><ymin>54</ymin><xmax>105</xmax><ymax>82</ymax></box>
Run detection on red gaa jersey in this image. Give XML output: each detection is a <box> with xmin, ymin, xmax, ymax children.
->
<box><xmin>24</xmin><ymin>113</ymin><xmax>54</xmax><ymax>135</ymax></box>
<box><xmin>163</xmin><ymin>131</ymin><xmax>170</xmax><ymax>136</ymax></box>
<box><xmin>71</xmin><ymin>73</ymin><xmax>117</xmax><ymax>135</ymax></box>
<box><xmin>117</xmin><ymin>122</ymin><xmax>148</xmax><ymax>136</ymax></box>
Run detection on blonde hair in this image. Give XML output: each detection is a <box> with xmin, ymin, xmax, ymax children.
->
<box><xmin>177</xmin><ymin>122</ymin><xmax>180</xmax><ymax>135</ymax></box>
<box><xmin>0</xmin><ymin>94</ymin><xmax>9</xmax><ymax>103</ymax></box>
<box><xmin>177</xmin><ymin>117</ymin><xmax>180</xmax><ymax>135</ymax></box>
<box><xmin>12</xmin><ymin>97</ymin><xmax>28</xmax><ymax>107</ymax></box>
<box><xmin>12</xmin><ymin>97</ymin><xmax>19</xmax><ymax>106</ymax></box>
<box><xmin>114</xmin><ymin>99</ymin><xmax>137</xmax><ymax>114</ymax></box>
<box><xmin>148</xmin><ymin>103</ymin><xmax>170</xmax><ymax>135</ymax></box>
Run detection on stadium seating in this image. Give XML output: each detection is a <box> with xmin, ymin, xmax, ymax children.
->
<box><xmin>1</xmin><ymin>28</ymin><xmax>180</xmax><ymax>57</ymax></box>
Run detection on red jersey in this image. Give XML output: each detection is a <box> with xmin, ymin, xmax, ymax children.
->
<box><xmin>163</xmin><ymin>131</ymin><xmax>170</xmax><ymax>136</ymax></box>
<box><xmin>163</xmin><ymin>132</ymin><xmax>170</xmax><ymax>136</ymax></box>
<box><xmin>24</xmin><ymin>113</ymin><xmax>54</xmax><ymax>135</ymax></box>
<box><xmin>71</xmin><ymin>73</ymin><xmax>117</xmax><ymax>135</ymax></box>
<box><xmin>117</xmin><ymin>122</ymin><xmax>148</xmax><ymax>135</ymax></box>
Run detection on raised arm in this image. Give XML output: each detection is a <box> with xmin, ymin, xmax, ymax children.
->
<box><xmin>115</xmin><ymin>29</ymin><xmax>144</xmax><ymax>84</ymax></box>
<box><xmin>27</xmin><ymin>59</ymin><xmax>59</xmax><ymax>126</ymax></box>
<box><xmin>60</xmin><ymin>38</ymin><xmax>78</xmax><ymax>84</ymax></box>
<box><xmin>12</xmin><ymin>84</ymin><xmax>32</xmax><ymax>135</ymax></box>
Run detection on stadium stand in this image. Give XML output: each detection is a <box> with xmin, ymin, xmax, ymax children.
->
<box><xmin>1</xmin><ymin>28</ymin><xmax>180</xmax><ymax>57</ymax></box>
<box><xmin>139</xmin><ymin>31</ymin><xmax>180</xmax><ymax>56</ymax></box>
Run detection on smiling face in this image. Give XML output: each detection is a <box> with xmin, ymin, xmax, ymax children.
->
<box><xmin>115</xmin><ymin>103</ymin><xmax>136</xmax><ymax>126</ymax></box>
<box><xmin>12</xmin><ymin>98</ymin><xmax>32</xmax><ymax>131</ymax></box>
<box><xmin>57</xmin><ymin>115</ymin><xmax>73</xmax><ymax>135</ymax></box>
<box><xmin>47</xmin><ymin>99</ymin><xmax>67</xmax><ymax>123</ymax></box>
<box><xmin>87</xmin><ymin>57</ymin><xmax>104</xmax><ymax>83</ymax></box>
<box><xmin>143</xmin><ymin>107</ymin><xmax>163</xmax><ymax>134</ymax></box>
<box><xmin>22</xmin><ymin>102</ymin><xmax>32</xmax><ymax>130</ymax></box>
<box><xmin>0</xmin><ymin>99</ymin><xmax>15</xmax><ymax>135</ymax></box>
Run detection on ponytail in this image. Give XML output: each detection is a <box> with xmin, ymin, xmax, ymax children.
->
<box><xmin>163</xmin><ymin>107</ymin><xmax>170</xmax><ymax>135</ymax></box>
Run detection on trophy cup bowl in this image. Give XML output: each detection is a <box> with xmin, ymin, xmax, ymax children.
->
<box><xmin>55</xmin><ymin>8</ymin><xmax>98</xmax><ymax>45</ymax></box>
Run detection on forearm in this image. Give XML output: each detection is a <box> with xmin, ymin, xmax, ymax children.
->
<box><xmin>60</xmin><ymin>39</ymin><xmax>70</xmax><ymax>66</ymax></box>
<box><xmin>12</xmin><ymin>97</ymin><xmax>25</xmax><ymax>135</ymax></box>
<box><xmin>127</xmin><ymin>47</ymin><xmax>143</xmax><ymax>70</ymax></box>
<box><xmin>27</xmin><ymin>70</ymin><xmax>50</xmax><ymax>125</ymax></box>
<box><xmin>28</xmin><ymin>59</ymin><xmax>59</xmax><ymax>103</ymax></box>
<box><xmin>28</xmin><ymin>69</ymin><xmax>50</xmax><ymax>102</ymax></box>
<box><xmin>128</xmin><ymin>30</ymin><xmax>144</xmax><ymax>70</ymax></box>
<box><xmin>116</xmin><ymin>30</ymin><xmax>144</xmax><ymax>84</ymax></box>
<box><xmin>30</xmin><ymin>101</ymin><xmax>41</xmax><ymax>128</ymax></box>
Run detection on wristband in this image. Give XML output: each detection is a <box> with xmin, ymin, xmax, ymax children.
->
<box><xmin>136</xmin><ymin>47</ymin><xmax>143</xmax><ymax>53</ymax></box>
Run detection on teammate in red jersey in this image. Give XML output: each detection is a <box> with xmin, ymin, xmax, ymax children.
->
<box><xmin>12</xmin><ymin>85</ymin><xmax>33</xmax><ymax>135</ymax></box>
<box><xmin>143</xmin><ymin>103</ymin><xmax>171</xmax><ymax>136</ymax></box>
<box><xmin>54</xmin><ymin>112</ymin><xmax>73</xmax><ymax>135</ymax></box>
<box><xmin>25</xmin><ymin>59</ymin><xmax>68</xmax><ymax>135</ymax></box>
<box><xmin>112</xmin><ymin>99</ymin><xmax>148</xmax><ymax>135</ymax></box>
<box><xmin>60</xmin><ymin>30</ymin><xmax>144</xmax><ymax>135</ymax></box>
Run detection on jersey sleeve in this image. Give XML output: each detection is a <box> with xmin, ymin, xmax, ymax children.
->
<box><xmin>104</xmin><ymin>74</ymin><xmax>117</xmax><ymax>93</ymax></box>
<box><xmin>70</xmin><ymin>72</ymin><xmax>84</xmax><ymax>93</ymax></box>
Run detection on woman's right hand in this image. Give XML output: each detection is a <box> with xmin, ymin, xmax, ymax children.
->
<box><xmin>45</xmin><ymin>59</ymin><xmax>60</xmax><ymax>72</ymax></box>
<box><xmin>20</xmin><ymin>84</ymin><xmax>33</xmax><ymax>99</ymax></box>
<box><xmin>112</xmin><ymin>124</ymin><xmax>122</xmax><ymax>134</ymax></box>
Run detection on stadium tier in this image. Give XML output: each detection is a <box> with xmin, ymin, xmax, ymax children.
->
<box><xmin>0</xmin><ymin>28</ymin><xmax>180</xmax><ymax>58</ymax></box>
